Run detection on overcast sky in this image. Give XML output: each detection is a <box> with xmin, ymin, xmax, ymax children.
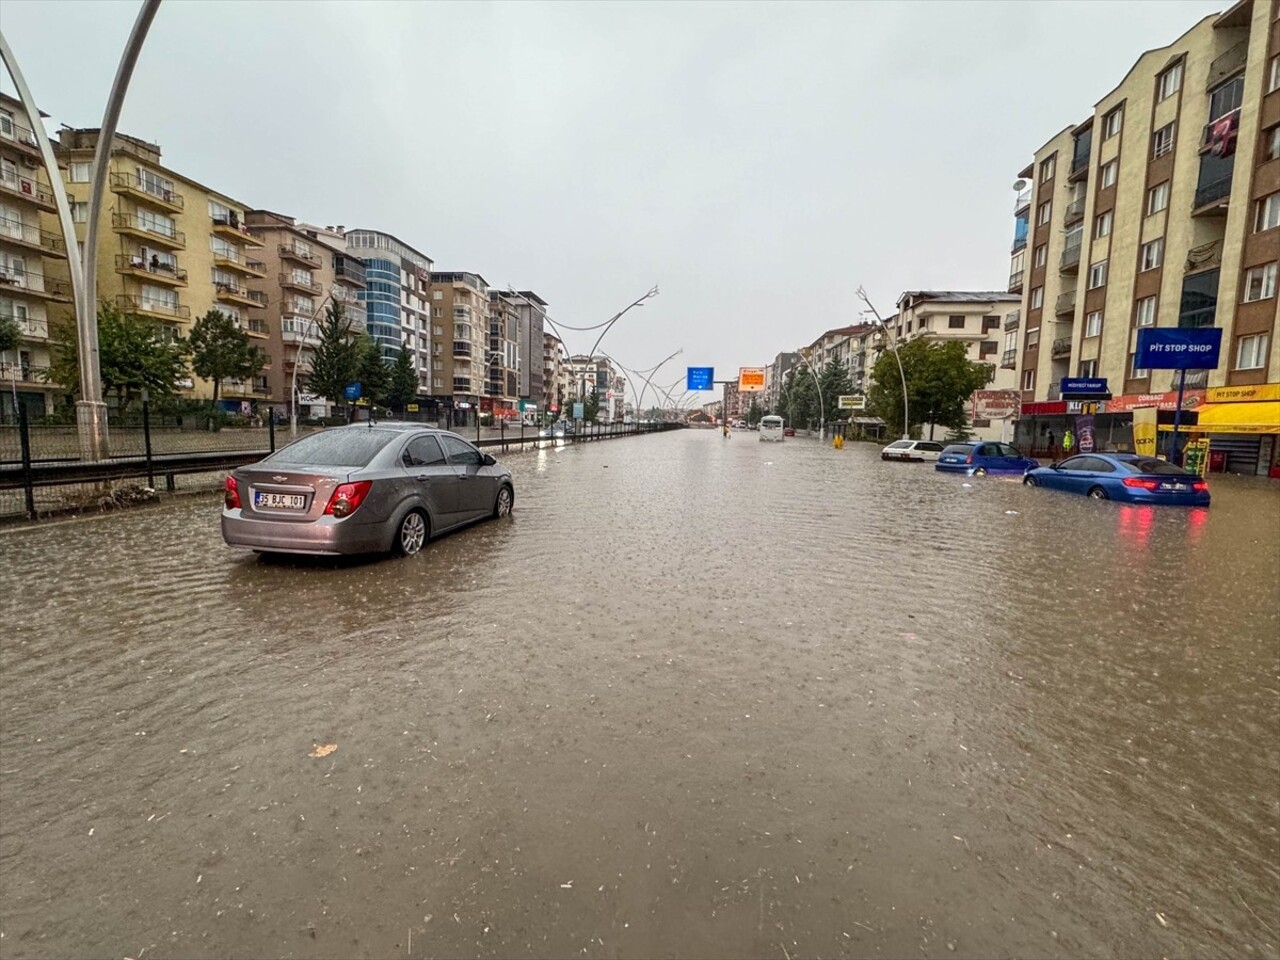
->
<box><xmin>2</xmin><ymin>0</ymin><xmax>1226</xmax><ymax>389</ymax></box>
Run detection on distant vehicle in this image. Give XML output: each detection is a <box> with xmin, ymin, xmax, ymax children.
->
<box><xmin>881</xmin><ymin>439</ymin><xmax>944</xmax><ymax>462</ymax></box>
<box><xmin>783</xmin><ymin>426</ymin><xmax>796</xmax><ymax>437</ymax></box>
<box><xmin>733</xmin><ymin>419</ymin><xmax>748</xmax><ymax>429</ymax></box>
<box><xmin>759</xmin><ymin>415</ymin><xmax>785</xmax><ymax>441</ymax></box>
<box><xmin>1024</xmin><ymin>453</ymin><xmax>1210</xmax><ymax>505</ymax></box>
<box><xmin>541</xmin><ymin>419</ymin><xmax>576</xmax><ymax>438</ymax></box>
<box><xmin>935</xmin><ymin>441</ymin><xmax>1038</xmax><ymax>476</ymax></box>
<box><xmin>221</xmin><ymin>424</ymin><xmax>514</xmax><ymax>558</ymax></box>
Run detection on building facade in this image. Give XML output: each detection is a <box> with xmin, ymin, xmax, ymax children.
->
<box><xmin>543</xmin><ymin>331</ymin><xmax>569</xmax><ymax>418</ymax></box>
<box><xmin>428</xmin><ymin>272</ymin><xmax>489</xmax><ymax>427</ymax></box>
<box><xmin>510</xmin><ymin>290</ymin><xmax>548</xmax><ymax>407</ymax></box>
<box><xmin>1009</xmin><ymin>0</ymin><xmax>1280</xmax><ymax>473</ymax></box>
<box><xmin>54</xmin><ymin>128</ymin><xmax>267</xmax><ymax>406</ymax></box>
<box><xmin>765</xmin><ymin>351</ymin><xmax>800</xmax><ymax>415</ymax></box>
<box><xmin>486</xmin><ymin>290</ymin><xmax>521</xmax><ymax>421</ymax></box>
<box><xmin>0</xmin><ymin>93</ymin><xmax>68</xmax><ymax>420</ymax></box>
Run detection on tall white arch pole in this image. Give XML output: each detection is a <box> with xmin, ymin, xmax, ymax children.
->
<box><xmin>0</xmin><ymin>0</ymin><xmax>162</xmax><ymax>459</ymax></box>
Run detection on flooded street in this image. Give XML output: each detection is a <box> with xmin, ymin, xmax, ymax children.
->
<box><xmin>1</xmin><ymin>430</ymin><xmax>1277</xmax><ymax>960</ymax></box>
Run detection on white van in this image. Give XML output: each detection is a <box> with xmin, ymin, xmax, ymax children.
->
<box><xmin>759</xmin><ymin>415</ymin><xmax>785</xmax><ymax>441</ymax></box>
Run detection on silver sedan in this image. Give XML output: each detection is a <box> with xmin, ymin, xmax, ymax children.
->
<box><xmin>221</xmin><ymin>423</ymin><xmax>514</xmax><ymax>557</ymax></box>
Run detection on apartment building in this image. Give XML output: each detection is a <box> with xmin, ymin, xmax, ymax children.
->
<box><xmin>53</xmin><ymin>128</ymin><xmax>266</xmax><ymax>405</ymax></box>
<box><xmin>344</xmin><ymin>228</ymin><xmax>432</xmax><ymax>406</ymax></box>
<box><xmin>765</xmin><ymin>351</ymin><xmax>800</xmax><ymax>414</ymax></box>
<box><xmin>542</xmin><ymin>331</ymin><xmax>569</xmax><ymax>417</ymax></box>
<box><xmin>241</xmin><ymin>211</ymin><xmax>367</xmax><ymax>412</ymax></box>
<box><xmin>0</xmin><ymin>93</ymin><xmax>68</xmax><ymax>420</ymax></box>
<box><xmin>567</xmin><ymin>354</ymin><xmax>625</xmax><ymax>420</ymax></box>
<box><xmin>486</xmin><ymin>290</ymin><xmax>521</xmax><ymax>421</ymax></box>
<box><xmin>1009</xmin><ymin>0</ymin><xmax>1280</xmax><ymax>474</ymax></box>
<box><xmin>428</xmin><ymin>272</ymin><xmax>489</xmax><ymax>427</ymax></box>
<box><xmin>510</xmin><ymin>290</ymin><xmax>548</xmax><ymax>408</ymax></box>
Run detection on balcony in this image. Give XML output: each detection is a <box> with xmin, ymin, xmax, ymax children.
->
<box><xmin>0</xmin><ymin>314</ymin><xmax>51</xmax><ymax>342</ymax></box>
<box><xmin>108</xmin><ymin>171</ymin><xmax>184</xmax><ymax>213</ymax></box>
<box><xmin>1055</xmin><ymin>289</ymin><xmax>1076</xmax><ymax>315</ymax></box>
<box><xmin>279</xmin><ymin>243</ymin><xmax>321</xmax><ymax>267</ymax></box>
<box><xmin>1192</xmin><ymin>174</ymin><xmax>1232</xmax><ymax>216</ymax></box>
<box><xmin>1011</xmin><ymin>235</ymin><xmax>1027</xmax><ymax>254</ymax></box>
<box><xmin>112</xmin><ymin>212</ymin><xmax>185</xmax><ymax>249</ymax></box>
<box><xmin>214</xmin><ymin>280</ymin><xmax>260</xmax><ymax>308</ymax></box>
<box><xmin>116</xmin><ymin>293</ymin><xmax>190</xmax><ymax>322</ymax></box>
<box><xmin>0</xmin><ymin>168</ymin><xmax>56</xmax><ymax>212</ymax></box>
<box><xmin>1000</xmin><ymin>349</ymin><xmax>1017</xmax><ymax>369</ymax></box>
<box><xmin>115</xmin><ymin>254</ymin><xmax>187</xmax><ymax>286</ymax></box>
<box><xmin>1060</xmin><ymin>244</ymin><xmax>1082</xmax><ymax>272</ymax></box>
<box><xmin>1068</xmin><ymin>154</ymin><xmax>1090</xmax><ymax>183</ymax></box>
<box><xmin>246</xmin><ymin>319</ymin><xmax>270</xmax><ymax>339</ymax></box>
<box><xmin>280</xmin><ymin>316</ymin><xmax>319</xmax><ymax>344</ymax></box>
<box><xmin>1185</xmin><ymin>240</ymin><xmax>1222</xmax><ymax>274</ymax></box>
<box><xmin>1206</xmin><ymin>40</ymin><xmax>1247</xmax><ymax>90</ymax></box>
<box><xmin>0</xmin><ymin>119</ymin><xmax>41</xmax><ymax>158</ymax></box>
<box><xmin>211</xmin><ymin>214</ymin><xmax>264</xmax><ymax>247</ymax></box>
<box><xmin>452</xmin><ymin>377</ymin><xmax>472</xmax><ymax>393</ymax></box>
<box><xmin>1063</xmin><ymin>196</ymin><xmax>1086</xmax><ymax>225</ymax></box>
<box><xmin>0</xmin><ymin>362</ymin><xmax>49</xmax><ymax>386</ymax></box>
<box><xmin>1013</xmin><ymin>188</ymin><xmax>1032</xmax><ymax>214</ymax></box>
<box><xmin>1</xmin><ymin>216</ymin><xmax>68</xmax><ymax>258</ymax></box>
<box><xmin>333</xmin><ymin>256</ymin><xmax>366</xmax><ymax>286</ymax></box>
<box><xmin>1008</xmin><ymin>269</ymin><xmax>1023</xmax><ymax>292</ymax></box>
<box><xmin>0</xmin><ymin>268</ymin><xmax>72</xmax><ymax>301</ymax></box>
<box><xmin>1004</xmin><ymin>310</ymin><xmax>1021</xmax><ymax>331</ymax></box>
<box><xmin>453</xmin><ymin>341</ymin><xmax>473</xmax><ymax>358</ymax></box>
<box><xmin>247</xmin><ymin>290</ymin><xmax>268</xmax><ymax>308</ymax></box>
<box><xmin>1051</xmin><ymin>336</ymin><xmax>1073</xmax><ymax>358</ymax></box>
<box><xmin>279</xmin><ymin>272</ymin><xmax>321</xmax><ymax>295</ymax></box>
<box><xmin>212</xmin><ymin>250</ymin><xmax>267</xmax><ymax>277</ymax></box>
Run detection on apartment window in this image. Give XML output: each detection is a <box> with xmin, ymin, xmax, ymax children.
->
<box><xmin>1157</xmin><ymin>62</ymin><xmax>1182</xmax><ymax>101</ymax></box>
<box><xmin>982</xmin><ymin>315</ymin><xmax>1000</xmax><ymax>332</ymax></box>
<box><xmin>1140</xmin><ymin>239</ymin><xmax>1163</xmax><ymax>271</ymax></box>
<box><xmin>1037</xmin><ymin>201</ymin><xmax>1052</xmax><ymax>226</ymax></box>
<box><xmin>1236</xmin><ymin>333</ymin><xmax>1270</xmax><ymax>370</ymax></box>
<box><xmin>70</xmin><ymin>201</ymin><xmax>88</xmax><ymax>223</ymax></box>
<box><xmin>1079</xmin><ymin>359</ymin><xmax>1099</xmax><ymax>378</ymax></box>
<box><xmin>68</xmin><ymin>162</ymin><xmax>90</xmax><ymax>183</ymax></box>
<box><xmin>1087</xmin><ymin>260</ymin><xmax>1109</xmax><ymax>289</ymax></box>
<box><xmin>979</xmin><ymin>341</ymin><xmax>998</xmax><ymax>357</ymax></box>
<box><xmin>1131</xmin><ymin>354</ymin><xmax>1149</xmax><ymax>379</ymax></box>
<box><xmin>434</xmin><ymin>377</ymin><xmax>445</xmax><ymax>388</ymax></box>
<box><xmin>1147</xmin><ymin>182</ymin><xmax>1170</xmax><ymax>215</ymax></box>
<box><xmin>948</xmin><ymin>315</ymin><xmax>965</xmax><ymax>329</ymax></box>
<box><xmin>1022</xmin><ymin>369</ymin><xmax>1036</xmax><ymax>390</ymax></box>
<box><xmin>1034</xmin><ymin>243</ymin><xmax>1047</xmax><ymax>268</ymax></box>
<box><xmin>1100</xmin><ymin>160</ymin><xmax>1118</xmax><ymax>189</ymax></box>
<box><xmin>138</xmin><ymin>168</ymin><xmax>174</xmax><ymax>200</ymax></box>
<box><xmin>141</xmin><ymin>284</ymin><xmax>177</xmax><ymax>310</ymax></box>
<box><xmin>431</xmin><ymin>306</ymin><xmax>442</xmax><ymax>317</ymax></box>
<box><xmin>1094</xmin><ymin>211</ymin><xmax>1112</xmax><ymax>238</ymax></box>
<box><xmin>1030</xmin><ymin>286</ymin><xmax>1044</xmax><ymax>310</ymax></box>
<box><xmin>1243</xmin><ymin>263</ymin><xmax>1277</xmax><ymax>301</ymax></box>
<box><xmin>1027</xmin><ymin>328</ymin><xmax>1040</xmax><ymax>348</ymax></box>
<box><xmin>432</xmin><ymin>290</ymin><xmax>443</xmax><ymax>300</ymax></box>
<box><xmin>138</xmin><ymin>209</ymin><xmax>175</xmax><ymax>239</ymax></box>
<box><xmin>210</xmin><ymin>236</ymin><xmax>237</xmax><ymax>259</ymax></box>
<box><xmin>1255</xmin><ymin>193</ymin><xmax>1280</xmax><ymax>232</ymax></box>
<box><xmin>1152</xmin><ymin>123</ymin><xmax>1174</xmax><ymax>159</ymax></box>
<box><xmin>433</xmin><ymin>325</ymin><xmax>443</xmax><ymax>336</ymax></box>
<box><xmin>1209</xmin><ymin>76</ymin><xmax>1244</xmax><ymax>124</ymax></box>
<box><xmin>1269</xmin><ymin>126</ymin><xmax>1280</xmax><ymax>162</ymax></box>
<box><xmin>1269</xmin><ymin>56</ymin><xmax>1280</xmax><ymax>94</ymax></box>
<box><xmin>1135</xmin><ymin>296</ymin><xmax>1157</xmax><ymax>327</ymax></box>
<box><xmin>291</xmin><ymin>268</ymin><xmax>313</xmax><ymax>285</ymax></box>
<box><xmin>1103</xmin><ymin>106</ymin><xmax>1123</xmax><ymax>139</ymax></box>
<box><xmin>1085</xmin><ymin>310</ymin><xmax>1103</xmax><ymax>337</ymax></box>
<box><xmin>1039</xmin><ymin>157</ymin><xmax>1055</xmax><ymax>183</ymax></box>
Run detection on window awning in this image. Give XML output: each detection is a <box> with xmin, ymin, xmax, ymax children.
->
<box><xmin>1190</xmin><ymin>399</ymin><xmax>1280</xmax><ymax>434</ymax></box>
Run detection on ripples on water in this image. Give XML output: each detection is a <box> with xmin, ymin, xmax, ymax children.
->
<box><xmin>1</xmin><ymin>430</ymin><xmax>1277</xmax><ymax>959</ymax></box>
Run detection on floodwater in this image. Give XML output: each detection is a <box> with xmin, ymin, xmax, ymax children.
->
<box><xmin>1</xmin><ymin>430</ymin><xmax>1277</xmax><ymax>960</ymax></box>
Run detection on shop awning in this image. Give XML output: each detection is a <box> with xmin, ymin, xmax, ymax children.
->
<box><xmin>1191</xmin><ymin>400</ymin><xmax>1280</xmax><ymax>434</ymax></box>
<box><xmin>852</xmin><ymin>416</ymin><xmax>885</xmax><ymax>425</ymax></box>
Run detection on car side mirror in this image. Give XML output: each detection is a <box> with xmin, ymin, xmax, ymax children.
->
<box><xmin>482</xmin><ymin>453</ymin><xmax>497</xmax><ymax>466</ymax></box>
<box><xmin>1050</xmin><ymin>462</ymin><xmax>1060</xmax><ymax>470</ymax></box>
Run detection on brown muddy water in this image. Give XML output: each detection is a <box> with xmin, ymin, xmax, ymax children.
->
<box><xmin>1</xmin><ymin>430</ymin><xmax>1277</xmax><ymax>959</ymax></box>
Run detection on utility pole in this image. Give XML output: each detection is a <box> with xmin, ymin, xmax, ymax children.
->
<box><xmin>857</xmin><ymin>286</ymin><xmax>910</xmax><ymax>440</ymax></box>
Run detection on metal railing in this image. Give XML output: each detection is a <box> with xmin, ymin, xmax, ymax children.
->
<box><xmin>0</xmin><ymin>362</ymin><xmax>49</xmax><ymax>384</ymax></box>
<box><xmin>1008</xmin><ymin>269</ymin><xmax>1023</xmax><ymax>291</ymax></box>
<box><xmin>1069</xmin><ymin>154</ymin><xmax>1090</xmax><ymax>178</ymax></box>
<box><xmin>1051</xmin><ymin>337</ymin><xmax>1072</xmax><ymax>357</ymax></box>
<box><xmin>215</xmin><ymin>280</ymin><xmax>250</xmax><ymax>299</ymax></box>
<box><xmin>1014</xmin><ymin>188</ymin><xmax>1032</xmax><ymax>213</ymax></box>
<box><xmin>1055</xmin><ymin>289</ymin><xmax>1076</xmax><ymax>315</ymax></box>
<box><xmin>112</xmin><ymin>212</ymin><xmax>185</xmax><ymax>247</ymax></box>
<box><xmin>1206</xmin><ymin>40</ymin><xmax>1247</xmax><ymax>89</ymax></box>
<box><xmin>247</xmin><ymin>290</ymin><xmax>268</xmax><ymax>306</ymax></box>
<box><xmin>116</xmin><ymin>293</ymin><xmax>191</xmax><ymax>320</ymax></box>
<box><xmin>279</xmin><ymin>243</ymin><xmax>321</xmax><ymax>267</ymax></box>
<box><xmin>1060</xmin><ymin>244</ymin><xmax>1082</xmax><ymax>269</ymax></box>
<box><xmin>1004</xmin><ymin>310</ymin><xmax>1020</xmax><ymax>331</ymax></box>
<box><xmin>0</xmin><ymin>168</ymin><xmax>55</xmax><ymax>206</ymax></box>
<box><xmin>1064</xmin><ymin>196</ymin><xmax>1086</xmax><ymax>223</ymax></box>
<box><xmin>115</xmin><ymin>254</ymin><xmax>187</xmax><ymax>283</ymax></box>
<box><xmin>108</xmin><ymin>171</ymin><xmax>184</xmax><ymax>209</ymax></box>
<box><xmin>334</xmin><ymin>258</ymin><xmax>366</xmax><ymax>285</ymax></box>
<box><xmin>1193</xmin><ymin>174</ymin><xmax>1233</xmax><ymax>211</ymax></box>
<box><xmin>0</xmin><ymin>121</ymin><xmax>40</xmax><ymax>151</ymax></box>
<box><xmin>1000</xmin><ymin>349</ymin><xmax>1017</xmax><ymax>369</ymax></box>
<box><xmin>1011</xmin><ymin>235</ymin><xmax>1027</xmax><ymax>254</ymax></box>
<box><xmin>0</xmin><ymin>269</ymin><xmax>72</xmax><ymax>298</ymax></box>
<box><xmin>0</xmin><ymin>216</ymin><xmax>67</xmax><ymax>254</ymax></box>
<box><xmin>279</xmin><ymin>273</ymin><xmax>321</xmax><ymax>294</ymax></box>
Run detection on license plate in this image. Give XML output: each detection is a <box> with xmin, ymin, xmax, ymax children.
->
<box><xmin>1161</xmin><ymin>482</ymin><xmax>1188</xmax><ymax>491</ymax></box>
<box><xmin>254</xmin><ymin>491</ymin><xmax>306</xmax><ymax>510</ymax></box>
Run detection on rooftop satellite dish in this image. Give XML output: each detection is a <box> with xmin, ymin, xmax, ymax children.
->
<box><xmin>1013</xmin><ymin>179</ymin><xmax>1030</xmax><ymax>191</ymax></box>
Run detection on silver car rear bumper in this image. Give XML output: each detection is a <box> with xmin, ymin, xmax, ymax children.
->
<box><xmin>221</xmin><ymin>509</ymin><xmax>390</xmax><ymax>556</ymax></box>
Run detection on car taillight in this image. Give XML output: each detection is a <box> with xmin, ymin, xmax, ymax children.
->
<box><xmin>1123</xmin><ymin>477</ymin><xmax>1159</xmax><ymax>490</ymax></box>
<box><xmin>224</xmin><ymin>475</ymin><xmax>241</xmax><ymax>509</ymax></box>
<box><xmin>1192</xmin><ymin>480</ymin><xmax>1209</xmax><ymax>492</ymax></box>
<box><xmin>965</xmin><ymin>453</ymin><xmax>974</xmax><ymax>464</ymax></box>
<box><xmin>324</xmin><ymin>480</ymin><xmax>373</xmax><ymax>518</ymax></box>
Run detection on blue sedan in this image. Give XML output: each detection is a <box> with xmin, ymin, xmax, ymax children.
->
<box><xmin>1023</xmin><ymin>453</ymin><xmax>1210</xmax><ymax>506</ymax></box>
<box><xmin>935</xmin><ymin>441</ymin><xmax>1039</xmax><ymax>476</ymax></box>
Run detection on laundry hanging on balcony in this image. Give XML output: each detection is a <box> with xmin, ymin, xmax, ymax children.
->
<box><xmin>1206</xmin><ymin>111</ymin><xmax>1239</xmax><ymax>158</ymax></box>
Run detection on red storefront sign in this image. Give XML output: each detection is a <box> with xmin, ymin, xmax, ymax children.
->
<box><xmin>1021</xmin><ymin>401</ymin><xmax>1067</xmax><ymax>416</ymax></box>
<box><xmin>1104</xmin><ymin>389</ymin><xmax>1205</xmax><ymax>413</ymax></box>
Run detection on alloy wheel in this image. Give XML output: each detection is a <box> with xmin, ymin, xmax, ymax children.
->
<box><xmin>1088</xmin><ymin>486</ymin><xmax>1108</xmax><ymax>501</ymax></box>
<box><xmin>399</xmin><ymin>511</ymin><xmax>426</xmax><ymax>555</ymax></box>
<box><xmin>495</xmin><ymin>486</ymin><xmax>513</xmax><ymax>517</ymax></box>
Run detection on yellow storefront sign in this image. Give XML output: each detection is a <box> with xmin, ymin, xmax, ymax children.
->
<box><xmin>1194</xmin><ymin>399</ymin><xmax>1280</xmax><ymax>434</ymax></box>
<box><xmin>1205</xmin><ymin>383</ymin><xmax>1280</xmax><ymax>404</ymax></box>
<box><xmin>1133</xmin><ymin>406</ymin><xmax>1158</xmax><ymax>456</ymax></box>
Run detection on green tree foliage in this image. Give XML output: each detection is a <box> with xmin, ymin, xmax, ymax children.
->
<box><xmin>384</xmin><ymin>345</ymin><xmax>419</xmax><ymax>413</ymax></box>
<box><xmin>867</xmin><ymin>338</ymin><xmax>993</xmax><ymax>438</ymax></box>
<box><xmin>583</xmin><ymin>392</ymin><xmax>600</xmax><ymax>422</ymax></box>
<box><xmin>747</xmin><ymin>397</ymin><xmax>763</xmax><ymax>426</ymax></box>
<box><xmin>189</xmin><ymin>308</ymin><xmax>264</xmax><ymax>404</ymax></box>
<box><xmin>818</xmin><ymin>357</ymin><xmax>855</xmax><ymax>425</ymax></box>
<box><xmin>780</xmin><ymin>367</ymin><xmax>818</xmax><ymax>428</ymax></box>
<box><xmin>48</xmin><ymin>300</ymin><xmax>190</xmax><ymax>410</ymax></box>
<box><xmin>355</xmin><ymin>333</ymin><xmax>390</xmax><ymax>408</ymax></box>
<box><xmin>0</xmin><ymin>313</ymin><xmax>18</xmax><ymax>354</ymax></box>
<box><xmin>305</xmin><ymin>301</ymin><xmax>361</xmax><ymax>410</ymax></box>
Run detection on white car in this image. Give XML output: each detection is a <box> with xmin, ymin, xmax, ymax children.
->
<box><xmin>880</xmin><ymin>439</ymin><xmax>945</xmax><ymax>462</ymax></box>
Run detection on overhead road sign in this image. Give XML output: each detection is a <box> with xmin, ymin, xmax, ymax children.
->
<box><xmin>738</xmin><ymin>367</ymin><xmax>766</xmax><ymax>392</ymax></box>
<box><xmin>687</xmin><ymin>367</ymin><xmax>714</xmax><ymax>391</ymax></box>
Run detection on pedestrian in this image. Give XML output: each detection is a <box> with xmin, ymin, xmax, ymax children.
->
<box><xmin>1046</xmin><ymin>428</ymin><xmax>1056</xmax><ymax>457</ymax></box>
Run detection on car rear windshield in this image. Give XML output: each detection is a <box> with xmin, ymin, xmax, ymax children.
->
<box><xmin>941</xmin><ymin>445</ymin><xmax>973</xmax><ymax>456</ymax></box>
<box><xmin>886</xmin><ymin>441</ymin><xmax>911</xmax><ymax>449</ymax></box>
<box><xmin>1124</xmin><ymin>457</ymin><xmax>1193</xmax><ymax>476</ymax></box>
<box><xmin>917</xmin><ymin>442</ymin><xmax>944</xmax><ymax>451</ymax></box>
<box><xmin>266</xmin><ymin>429</ymin><xmax>395</xmax><ymax>467</ymax></box>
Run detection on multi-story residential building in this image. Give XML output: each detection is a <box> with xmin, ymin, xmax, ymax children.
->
<box><xmin>567</xmin><ymin>354</ymin><xmax>625</xmax><ymax>420</ymax></box>
<box><xmin>344</xmin><ymin>228</ymin><xmax>432</xmax><ymax>407</ymax></box>
<box><xmin>241</xmin><ymin>211</ymin><xmax>368</xmax><ymax>413</ymax></box>
<box><xmin>0</xmin><ymin>93</ymin><xmax>68</xmax><ymax>420</ymax></box>
<box><xmin>1010</xmin><ymin>0</ymin><xmax>1280</xmax><ymax>475</ymax></box>
<box><xmin>543</xmin><ymin>331</ymin><xmax>569</xmax><ymax>417</ymax></box>
<box><xmin>765</xmin><ymin>351</ymin><xmax>800</xmax><ymax>414</ymax></box>
<box><xmin>428</xmin><ymin>272</ymin><xmax>489</xmax><ymax>427</ymax></box>
<box><xmin>890</xmin><ymin>291</ymin><xmax>1018</xmax><ymax>440</ymax></box>
<box><xmin>486</xmin><ymin>290</ymin><xmax>521</xmax><ymax>421</ymax></box>
<box><xmin>53</xmin><ymin>128</ymin><xmax>267</xmax><ymax>407</ymax></box>
<box><xmin>510</xmin><ymin>290</ymin><xmax>548</xmax><ymax>407</ymax></box>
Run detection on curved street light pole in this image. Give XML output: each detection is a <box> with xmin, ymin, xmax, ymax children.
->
<box><xmin>794</xmin><ymin>351</ymin><xmax>826</xmax><ymax>439</ymax></box>
<box><xmin>289</xmin><ymin>288</ymin><xmax>340</xmax><ymax>438</ymax></box>
<box><xmin>857</xmin><ymin>286</ymin><xmax>910</xmax><ymax>440</ymax></box>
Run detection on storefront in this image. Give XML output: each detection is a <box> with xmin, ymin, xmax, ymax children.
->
<box><xmin>1017</xmin><ymin>390</ymin><xmax>1206</xmax><ymax>459</ymax></box>
<box><xmin>1178</xmin><ymin>384</ymin><xmax>1280</xmax><ymax>478</ymax></box>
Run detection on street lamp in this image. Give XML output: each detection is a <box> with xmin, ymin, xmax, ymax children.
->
<box><xmin>793</xmin><ymin>351</ymin><xmax>826</xmax><ymax>439</ymax></box>
<box><xmin>857</xmin><ymin>286</ymin><xmax>910</xmax><ymax>440</ymax></box>
<box><xmin>289</xmin><ymin>287</ymin><xmax>340</xmax><ymax>437</ymax></box>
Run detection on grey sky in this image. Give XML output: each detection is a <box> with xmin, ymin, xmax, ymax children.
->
<box><xmin>2</xmin><ymin>0</ymin><xmax>1225</xmax><ymax>389</ymax></box>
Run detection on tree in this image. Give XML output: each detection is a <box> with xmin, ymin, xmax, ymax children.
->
<box><xmin>189</xmin><ymin>308</ymin><xmax>264</xmax><ymax>405</ymax></box>
<box><xmin>48</xmin><ymin>300</ymin><xmax>189</xmax><ymax>410</ymax></box>
<box><xmin>305</xmin><ymin>301</ymin><xmax>361</xmax><ymax>413</ymax></box>
<box><xmin>0</xmin><ymin>313</ymin><xmax>18</xmax><ymax>353</ymax></box>
<box><xmin>818</xmin><ymin>357</ymin><xmax>855</xmax><ymax>427</ymax></box>
<box><xmin>867</xmin><ymin>338</ymin><xmax>993</xmax><ymax>439</ymax></box>
<box><xmin>780</xmin><ymin>367</ymin><xmax>818</xmax><ymax>428</ymax></box>
<box><xmin>355</xmin><ymin>333</ymin><xmax>390</xmax><ymax>409</ymax></box>
<box><xmin>747</xmin><ymin>397</ymin><xmax>763</xmax><ymax>426</ymax></box>
<box><xmin>583</xmin><ymin>392</ymin><xmax>600</xmax><ymax>422</ymax></box>
<box><xmin>384</xmin><ymin>345</ymin><xmax>419</xmax><ymax>413</ymax></box>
